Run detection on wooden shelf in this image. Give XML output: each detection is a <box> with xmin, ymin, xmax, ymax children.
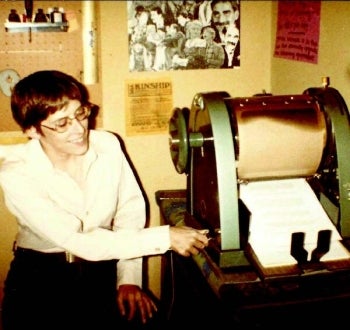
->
<box><xmin>4</xmin><ymin>22</ymin><xmax>69</xmax><ymax>33</ymax></box>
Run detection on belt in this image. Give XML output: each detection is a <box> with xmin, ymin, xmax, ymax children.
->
<box><xmin>14</xmin><ymin>246</ymin><xmax>85</xmax><ymax>263</ymax></box>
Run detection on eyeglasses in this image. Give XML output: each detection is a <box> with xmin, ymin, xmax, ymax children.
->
<box><xmin>41</xmin><ymin>105</ymin><xmax>91</xmax><ymax>133</ymax></box>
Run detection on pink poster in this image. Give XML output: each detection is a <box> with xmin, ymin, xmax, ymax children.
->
<box><xmin>274</xmin><ymin>1</ymin><xmax>321</xmax><ymax>64</ymax></box>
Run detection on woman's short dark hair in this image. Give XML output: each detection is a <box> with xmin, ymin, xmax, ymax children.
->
<box><xmin>11</xmin><ymin>70</ymin><xmax>90</xmax><ymax>133</ymax></box>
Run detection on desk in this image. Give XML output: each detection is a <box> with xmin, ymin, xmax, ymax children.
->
<box><xmin>156</xmin><ymin>190</ymin><xmax>350</xmax><ymax>328</ymax></box>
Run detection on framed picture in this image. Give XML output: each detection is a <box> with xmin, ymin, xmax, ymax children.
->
<box><xmin>127</xmin><ymin>1</ymin><xmax>240</xmax><ymax>72</ymax></box>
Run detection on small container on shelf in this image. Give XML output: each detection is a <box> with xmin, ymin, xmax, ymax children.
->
<box><xmin>34</xmin><ymin>8</ymin><xmax>48</xmax><ymax>23</ymax></box>
<box><xmin>50</xmin><ymin>7</ymin><xmax>63</xmax><ymax>23</ymax></box>
<box><xmin>22</xmin><ymin>11</ymin><xmax>27</xmax><ymax>22</ymax></box>
<box><xmin>8</xmin><ymin>9</ymin><xmax>21</xmax><ymax>22</ymax></box>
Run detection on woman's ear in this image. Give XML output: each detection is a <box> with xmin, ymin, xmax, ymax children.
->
<box><xmin>25</xmin><ymin>126</ymin><xmax>41</xmax><ymax>140</ymax></box>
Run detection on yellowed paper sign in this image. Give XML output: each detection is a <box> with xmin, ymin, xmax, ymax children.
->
<box><xmin>125</xmin><ymin>78</ymin><xmax>173</xmax><ymax>136</ymax></box>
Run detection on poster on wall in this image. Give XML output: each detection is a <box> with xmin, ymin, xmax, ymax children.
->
<box><xmin>125</xmin><ymin>78</ymin><xmax>173</xmax><ymax>136</ymax></box>
<box><xmin>274</xmin><ymin>1</ymin><xmax>321</xmax><ymax>64</ymax></box>
<box><xmin>127</xmin><ymin>1</ymin><xmax>240</xmax><ymax>71</ymax></box>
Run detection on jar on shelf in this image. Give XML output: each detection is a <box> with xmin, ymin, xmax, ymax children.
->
<box><xmin>8</xmin><ymin>9</ymin><xmax>21</xmax><ymax>22</ymax></box>
<box><xmin>50</xmin><ymin>7</ymin><xmax>63</xmax><ymax>23</ymax></box>
<box><xmin>34</xmin><ymin>8</ymin><xmax>48</xmax><ymax>22</ymax></box>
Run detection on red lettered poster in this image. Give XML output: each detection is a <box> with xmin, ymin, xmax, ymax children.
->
<box><xmin>274</xmin><ymin>1</ymin><xmax>321</xmax><ymax>64</ymax></box>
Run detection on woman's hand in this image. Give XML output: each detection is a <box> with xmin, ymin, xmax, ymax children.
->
<box><xmin>169</xmin><ymin>226</ymin><xmax>209</xmax><ymax>257</ymax></box>
<box><xmin>117</xmin><ymin>284</ymin><xmax>158</xmax><ymax>324</ymax></box>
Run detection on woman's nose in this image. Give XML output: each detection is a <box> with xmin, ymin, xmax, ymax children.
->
<box><xmin>70</xmin><ymin>118</ymin><xmax>85</xmax><ymax>133</ymax></box>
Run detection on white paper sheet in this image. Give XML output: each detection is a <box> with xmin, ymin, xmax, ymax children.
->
<box><xmin>240</xmin><ymin>178</ymin><xmax>350</xmax><ymax>267</ymax></box>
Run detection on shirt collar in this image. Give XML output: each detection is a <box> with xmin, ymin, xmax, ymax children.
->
<box><xmin>26</xmin><ymin>136</ymin><xmax>97</xmax><ymax>177</ymax></box>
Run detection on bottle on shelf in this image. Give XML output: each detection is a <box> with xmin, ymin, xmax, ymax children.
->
<box><xmin>50</xmin><ymin>7</ymin><xmax>63</xmax><ymax>23</ymax></box>
<box><xmin>8</xmin><ymin>9</ymin><xmax>21</xmax><ymax>22</ymax></box>
<box><xmin>34</xmin><ymin>8</ymin><xmax>48</xmax><ymax>23</ymax></box>
<box><xmin>22</xmin><ymin>10</ymin><xmax>27</xmax><ymax>22</ymax></box>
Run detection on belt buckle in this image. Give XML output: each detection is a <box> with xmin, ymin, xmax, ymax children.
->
<box><xmin>65</xmin><ymin>251</ymin><xmax>78</xmax><ymax>263</ymax></box>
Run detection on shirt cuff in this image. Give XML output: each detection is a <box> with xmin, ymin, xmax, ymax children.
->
<box><xmin>140</xmin><ymin>225</ymin><xmax>171</xmax><ymax>255</ymax></box>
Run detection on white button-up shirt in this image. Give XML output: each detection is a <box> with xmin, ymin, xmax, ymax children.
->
<box><xmin>0</xmin><ymin>130</ymin><xmax>170</xmax><ymax>287</ymax></box>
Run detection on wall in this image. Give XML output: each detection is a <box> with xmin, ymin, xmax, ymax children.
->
<box><xmin>271</xmin><ymin>1</ymin><xmax>350</xmax><ymax>101</ymax></box>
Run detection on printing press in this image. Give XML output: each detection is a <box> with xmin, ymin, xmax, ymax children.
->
<box><xmin>156</xmin><ymin>79</ymin><xmax>350</xmax><ymax>328</ymax></box>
